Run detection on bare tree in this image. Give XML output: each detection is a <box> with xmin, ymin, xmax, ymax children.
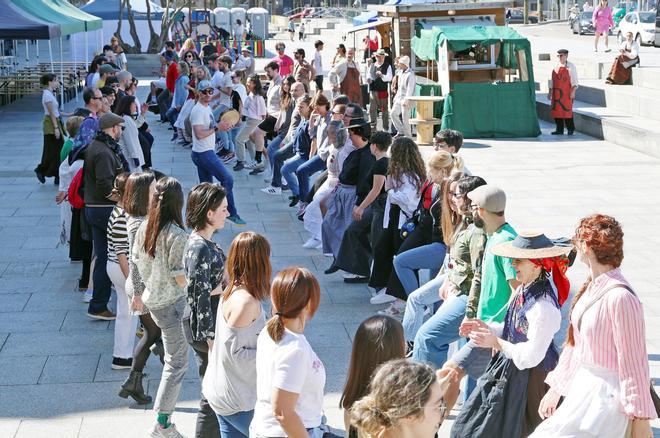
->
<box><xmin>115</xmin><ymin>0</ymin><xmax>125</xmax><ymax>40</ymax></box>
<box><xmin>524</xmin><ymin>0</ymin><xmax>529</xmax><ymax>24</ymax></box>
<box><xmin>145</xmin><ymin>0</ymin><xmax>162</xmax><ymax>53</ymax></box>
<box><xmin>155</xmin><ymin>0</ymin><xmax>187</xmax><ymax>53</ymax></box>
<box><xmin>126</xmin><ymin>0</ymin><xmax>143</xmax><ymax>53</ymax></box>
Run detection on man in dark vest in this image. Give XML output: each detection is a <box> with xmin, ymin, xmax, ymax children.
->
<box><xmin>367</xmin><ymin>49</ymin><xmax>393</xmax><ymax>132</ymax></box>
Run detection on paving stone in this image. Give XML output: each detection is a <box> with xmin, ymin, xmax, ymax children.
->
<box><xmin>14</xmin><ymin>417</ymin><xmax>81</xmax><ymax>438</ymax></box>
<box><xmin>0</xmin><ymin>311</ymin><xmax>66</xmax><ymax>333</ymax></box>
<box><xmin>0</xmin><ymin>294</ymin><xmax>29</xmax><ymax>312</ymax></box>
<box><xmin>2</xmin><ymin>262</ymin><xmax>48</xmax><ymax>277</ymax></box>
<box><xmin>0</xmin><ymin>419</ymin><xmax>20</xmax><ymax>438</ymax></box>
<box><xmin>0</xmin><ymin>332</ymin><xmax>113</xmax><ymax>358</ymax></box>
<box><xmin>0</xmin><ymin>355</ymin><xmax>46</xmax><ymax>385</ymax></box>
<box><xmin>39</xmin><ymin>354</ymin><xmax>99</xmax><ymax>384</ymax></box>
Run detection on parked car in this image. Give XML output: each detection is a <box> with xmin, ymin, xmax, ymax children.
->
<box><xmin>613</xmin><ymin>2</ymin><xmax>637</xmax><ymax>27</ymax></box>
<box><xmin>506</xmin><ymin>8</ymin><xmax>538</xmax><ymax>23</ymax></box>
<box><xmin>572</xmin><ymin>11</ymin><xmax>595</xmax><ymax>34</ymax></box>
<box><xmin>617</xmin><ymin>11</ymin><xmax>656</xmax><ymax>45</ymax></box>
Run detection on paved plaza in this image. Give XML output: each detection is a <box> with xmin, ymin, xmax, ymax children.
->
<box><xmin>1</xmin><ymin>32</ymin><xmax>659</xmax><ymax>438</ymax></box>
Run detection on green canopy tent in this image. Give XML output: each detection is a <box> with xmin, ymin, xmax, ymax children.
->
<box><xmin>411</xmin><ymin>25</ymin><xmax>541</xmax><ymax>138</ymax></box>
<box><xmin>11</xmin><ymin>0</ymin><xmax>102</xmax><ymax>102</ymax></box>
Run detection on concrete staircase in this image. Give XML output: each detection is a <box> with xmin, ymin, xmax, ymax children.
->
<box><xmin>534</xmin><ymin>54</ymin><xmax>660</xmax><ymax>158</ymax></box>
<box><xmin>125</xmin><ymin>54</ymin><xmax>162</xmax><ymax>79</ymax></box>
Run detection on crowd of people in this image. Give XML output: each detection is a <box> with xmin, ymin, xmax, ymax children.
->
<box><xmin>32</xmin><ymin>36</ymin><xmax>658</xmax><ymax>438</ymax></box>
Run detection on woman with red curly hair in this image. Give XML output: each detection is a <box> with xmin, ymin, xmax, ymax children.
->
<box><xmin>532</xmin><ymin>214</ymin><xmax>656</xmax><ymax>438</ymax></box>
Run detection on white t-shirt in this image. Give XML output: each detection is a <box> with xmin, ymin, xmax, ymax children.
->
<box><xmin>314</xmin><ymin>50</ymin><xmax>323</xmax><ymax>75</ymax></box>
<box><xmin>211</xmin><ymin>70</ymin><xmax>233</xmax><ymax>108</ymax></box>
<box><xmin>190</xmin><ymin>103</ymin><xmax>216</xmax><ymax>153</ymax></box>
<box><xmin>250</xmin><ymin>328</ymin><xmax>326</xmax><ymax>436</ymax></box>
<box><xmin>42</xmin><ymin>89</ymin><xmax>59</xmax><ymax>117</ymax></box>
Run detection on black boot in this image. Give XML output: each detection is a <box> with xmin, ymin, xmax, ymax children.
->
<box><xmin>119</xmin><ymin>371</ymin><xmax>152</xmax><ymax>405</ymax></box>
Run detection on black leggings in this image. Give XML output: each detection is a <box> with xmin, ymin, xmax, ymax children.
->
<box><xmin>132</xmin><ymin>312</ymin><xmax>161</xmax><ymax>372</ymax></box>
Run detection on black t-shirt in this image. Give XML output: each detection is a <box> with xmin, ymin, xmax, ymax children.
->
<box><xmin>230</xmin><ymin>90</ymin><xmax>241</xmax><ymax>112</ymax></box>
<box><xmin>339</xmin><ymin>143</ymin><xmax>375</xmax><ymax>205</ymax></box>
<box><xmin>370</xmin><ymin>156</ymin><xmax>389</xmax><ymax>196</ymax></box>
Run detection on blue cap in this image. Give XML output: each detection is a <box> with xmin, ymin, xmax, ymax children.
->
<box><xmin>197</xmin><ymin>80</ymin><xmax>213</xmax><ymax>91</ymax></box>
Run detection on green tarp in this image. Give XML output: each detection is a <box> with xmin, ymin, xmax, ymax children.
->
<box><xmin>11</xmin><ymin>0</ymin><xmax>101</xmax><ymax>35</ymax></box>
<box><xmin>411</xmin><ymin>25</ymin><xmax>540</xmax><ymax>138</ymax></box>
<box><xmin>441</xmin><ymin>82</ymin><xmax>541</xmax><ymax>138</ymax></box>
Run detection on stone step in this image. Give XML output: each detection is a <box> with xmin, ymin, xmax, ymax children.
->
<box><xmin>125</xmin><ymin>54</ymin><xmax>162</xmax><ymax>78</ymax></box>
<box><xmin>536</xmin><ymin>92</ymin><xmax>660</xmax><ymax>159</ymax></box>
<box><xmin>574</xmin><ymin>78</ymin><xmax>660</xmax><ymax>122</ymax></box>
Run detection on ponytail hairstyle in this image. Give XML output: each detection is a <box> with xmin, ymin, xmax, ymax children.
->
<box><xmin>350</xmin><ymin>359</ymin><xmax>439</xmax><ymax>435</ymax></box>
<box><xmin>427</xmin><ymin>150</ymin><xmax>464</xmax><ymax>183</ymax></box>
<box><xmin>440</xmin><ymin>171</ymin><xmax>464</xmax><ymax>247</ymax></box>
<box><xmin>185</xmin><ymin>182</ymin><xmax>227</xmax><ymax>231</ymax></box>
<box><xmin>266</xmin><ymin>267</ymin><xmax>321</xmax><ymax>343</ymax></box>
<box><xmin>224</xmin><ymin>231</ymin><xmax>272</xmax><ymax>302</ymax></box>
<box><xmin>566</xmin><ymin>214</ymin><xmax>624</xmax><ymax>346</ymax></box>
<box><xmin>143</xmin><ymin>177</ymin><xmax>184</xmax><ymax>258</ymax></box>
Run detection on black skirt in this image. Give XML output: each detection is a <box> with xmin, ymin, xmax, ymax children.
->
<box><xmin>368</xmin><ymin>204</ymin><xmax>403</xmax><ymax>290</ymax></box>
<box><xmin>69</xmin><ymin>207</ymin><xmax>93</xmax><ymax>262</ymax></box>
<box><xmin>36</xmin><ymin>133</ymin><xmax>64</xmax><ymax>177</ymax></box>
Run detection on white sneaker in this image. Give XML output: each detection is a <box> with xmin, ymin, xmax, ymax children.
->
<box><xmin>244</xmin><ymin>161</ymin><xmax>257</xmax><ymax>170</ymax></box>
<box><xmin>82</xmin><ymin>290</ymin><xmax>93</xmax><ymax>303</ymax></box>
<box><xmin>261</xmin><ymin>185</ymin><xmax>282</xmax><ymax>195</ymax></box>
<box><xmin>370</xmin><ymin>289</ymin><xmax>397</xmax><ymax>305</ymax></box>
<box><xmin>303</xmin><ymin>237</ymin><xmax>321</xmax><ymax>249</ymax></box>
<box><xmin>148</xmin><ymin>422</ymin><xmax>185</xmax><ymax>438</ymax></box>
<box><xmin>377</xmin><ymin>300</ymin><xmax>406</xmax><ymax>317</ymax></box>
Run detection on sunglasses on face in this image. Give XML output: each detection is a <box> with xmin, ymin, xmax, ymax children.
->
<box><xmin>91</xmin><ymin>96</ymin><xmax>103</xmax><ymax>100</ymax></box>
<box><xmin>201</xmin><ymin>89</ymin><xmax>214</xmax><ymax>95</ymax></box>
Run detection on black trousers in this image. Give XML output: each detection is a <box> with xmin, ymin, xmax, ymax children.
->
<box><xmin>182</xmin><ymin>317</ymin><xmax>220</xmax><ymax>438</ymax></box>
<box><xmin>369</xmin><ymin>204</ymin><xmax>403</xmax><ymax>290</ymax></box>
<box><xmin>314</xmin><ymin>75</ymin><xmax>323</xmax><ymax>92</ymax></box>
<box><xmin>554</xmin><ymin>117</ymin><xmax>575</xmax><ymax>133</ymax></box>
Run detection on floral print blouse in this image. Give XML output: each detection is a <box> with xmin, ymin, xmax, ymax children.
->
<box><xmin>184</xmin><ymin>232</ymin><xmax>226</xmax><ymax>342</ymax></box>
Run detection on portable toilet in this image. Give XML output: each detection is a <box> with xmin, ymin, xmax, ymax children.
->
<box><xmin>213</xmin><ymin>7</ymin><xmax>231</xmax><ymax>33</ymax></box>
<box><xmin>247</xmin><ymin>7</ymin><xmax>269</xmax><ymax>39</ymax></box>
<box><xmin>230</xmin><ymin>7</ymin><xmax>247</xmax><ymax>33</ymax></box>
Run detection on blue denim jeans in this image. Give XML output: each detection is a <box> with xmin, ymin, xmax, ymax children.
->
<box><xmin>85</xmin><ymin>206</ymin><xmax>113</xmax><ymax>313</ymax></box>
<box><xmin>165</xmin><ymin>107</ymin><xmax>179</xmax><ymax>129</ymax></box>
<box><xmin>295</xmin><ymin>154</ymin><xmax>326</xmax><ymax>201</ymax></box>
<box><xmin>191</xmin><ymin>150</ymin><xmax>238</xmax><ymax>217</ymax></box>
<box><xmin>270</xmin><ymin>142</ymin><xmax>294</xmax><ymax>187</ymax></box>
<box><xmin>216</xmin><ymin>410</ymin><xmax>253</xmax><ymax>437</ymax></box>
<box><xmin>412</xmin><ymin>294</ymin><xmax>468</xmax><ymax>369</ymax></box>
<box><xmin>281</xmin><ymin>154</ymin><xmax>307</xmax><ymax>196</ymax></box>
<box><xmin>402</xmin><ymin>273</ymin><xmax>446</xmax><ymax>342</ymax></box>
<box><xmin>266</xmin><ymin>133</ymin><xmax>285</xmax><ymax>173</ymax></box>
<box><xmin>211</xmin><ymin>103</ymin><xmax>230</xmax><ymax>121</ymax></box>
<box><xmin>393</xmin><ymin>242</ymin><xmax>447</xmax><ymax>295</ymax></box>
<box><xmin>216</xmin><ymin>129</ymin><xmax>233</xmax><ymax>152</ymax></box>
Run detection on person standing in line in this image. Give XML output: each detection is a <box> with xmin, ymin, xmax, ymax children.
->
<box><xmin>389</xmin><ymin>56</ymin><xmax>415</xmax><ymax>139</ymax></box>
<box><xmin>549</xmin><ymin>49</ymin><xmax>578</xmax><ymax>136</ymax></box>
<box><xmin>84</xmin><ymin>113</ymin><xmax>130</xmax><ymax>321</ymax></box>
<box><xmin>592</xmin><ymin>0</ymin><xmax>614</xmax><ymax>52</ymax></box>
<box><xmin>36</xmin><ymin>73</ymin><xmax>66</xmax><ymax>184</ymax></box>
<box><xmin>453</xmin><ymin>232</ymin><xmax>571</xmax><ymax>437</ymax></box>
<box><xmin>114</xmin><ymin>95</ymin><xmax>146</xmax><ymax>171</ymax></box>
<box><xmin>350</xmin><ymin>360</ymin><xmax>457</xmax><ymax>437</ymax></box>
<box><xmin>189</xmin><ymin>80</ymin><xmax>245</xmax><ymax>225</ymax></box>
<box><xmin>287</xmin><ymin>19</ymin><xmax>296</xmax><ymax>42</ymax></box>
<box><xmin>106</xmin><ymin>172</ymin><xmax>138</xmax><ymax>371</ymax></box>
<box><xmin>532</xmin><ymin>214</ymin><xmax>656</xmax><ymax>438</ymax></box>
<box><xmin>313</xmin><ymin>40</ymin><xmax>324</xmax><ymax>92</ymax></box>
<box><xmin>293</xmin><ymin>48</ymin><xmax>315</xmax><ymax>89</ymax></box>
<box><xmin>233</xmin><ymin>75</ymin><xmax>267</xmax><ymax>172</ymax></box>
<box><xmin>328</xmin><ymin>48</ymin><xmax>362</xmax><ymax>105</ymax></box>
<box><xmin>272</xmin><ymin>43</ymin><xmax>294</xmax><ymax>77</ymax></box>
<box><xmin>183</xmin><ymin>183</ymin><xmax>231</xmax><ymax>438</ymax></box>
<box><xmin>340</xmin><ymin>316</ymin><xmax>406</xmax><ymax>437</ymax></box>
<box><xmin>234</xmin><ymin>19</ymin><xmax>244</xmax><ymax>43</ymax></box>
<box><xmin>132</xmin><ymin>177</ymin><xmax>189</xmax><ymax>438</ymax></box>
<box><xmin>250</xmin><ymin>267</ymin><xmax>325</xmax><ymax>437</ymax></box>
<box><xmin>203</xmin><ymin>231</ymin><xmax>272</xmax><ymax>437</ymax></box>
<box><xmin>118</xmin><ymin>171</ymin><xmax>163</xmax><ymax>406</ymax></box>
<box><xmin>248</xmin><ymin>62</ymin><xmax>283</xmax><ymax>173</ymax></box>
<box><xmin>367</xmin><ymin>49</ymin><xmax>392</xmax><ymax>132</ymax></box>
<box><xmin>299</xmin><ymin>21</ymin><xmax>306</xmax><ymax>41</ymax></box>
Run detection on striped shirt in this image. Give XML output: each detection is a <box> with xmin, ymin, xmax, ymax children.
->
<box><xmin>107</xmin><ymin>206</ymin><xmax>129</xmax><ymax>264</ymax></box>
<box><xmin>545</xmin><ymin>267</ymin><xmax>657</xmax><ymax>419</ymax></box>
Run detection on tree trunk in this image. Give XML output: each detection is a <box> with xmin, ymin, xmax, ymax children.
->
<box><xmin>126</xmin><ymin>0</ymin><xmax>142</xmax><ymax>53</ymax></box>
<box><xmin>156</xmin><ymin>1</ymin><xmax>186</xmax><ymax>54</ymax></box>
<box><xmin>115</xmin><ymin>0</ymin><xmax>125</xmax><ymax>39</ymax></box>
<box><xmin>146</xmin><ymin>0</ymin><xmax>161</xmax><ymax>53</ymax></box>
<box><xmin>539</xmin><ymin>0</ymin><xmax>544</xmax><ymax>22</ymax></box>
<box><xmin>524</xmin><ymin>0</ymin><xmax>529</xmax><ymax>24</ymax></box>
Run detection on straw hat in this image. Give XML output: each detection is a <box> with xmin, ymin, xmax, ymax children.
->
<box><xmin>490</xmin><ymin>231</ymin><xmax>572</xmax><ymax>259</ymax></box>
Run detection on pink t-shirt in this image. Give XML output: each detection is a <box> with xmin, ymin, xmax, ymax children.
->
<box><xmin>272</xmin><ymin>55</ymin><xmax>294</xmax><ymax>77</ymax></box>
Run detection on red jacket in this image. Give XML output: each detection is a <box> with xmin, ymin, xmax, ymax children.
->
<box><xmin>166</xmin><ymin>63</ymin><xmax>179</xmax><ymax>93</ymax></box>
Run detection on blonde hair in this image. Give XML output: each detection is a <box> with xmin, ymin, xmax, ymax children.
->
<box><xmin>427</xmin><ymin>150</ymin><xmax>463</xmax><ymax>178</ymax></box>
<box><xmin>178</xmin><ymin>61</ymin><xmax>190</xmax><ymax>77</ymax></box>
<box><xmin>351</xmin><ymin>359</ymin><xmax>437</xmax><ymax>435</ymax></box>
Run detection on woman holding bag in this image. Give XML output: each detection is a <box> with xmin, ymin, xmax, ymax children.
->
<box><xmin>532</xmin><ymin>214</ymin><xmax>656</xmax><ymax>438</ymax></box>
<box><xmin>451</xmin><ymin>231</ymin><xmax>572</xmax><ymax>437</ymax></box>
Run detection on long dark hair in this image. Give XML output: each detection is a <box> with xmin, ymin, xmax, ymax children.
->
<box><xmin>387</xmin><ymin>137</ymin><xmax>426</xmax><ymax>191</ymax></box>
<box><xmin>340</xmin><ymin>316</ymin><xmax>405</xmax><ymax>411</ymax></box>
<box><xmin>124</xmin><ymin>172</ymin><xmax>155</xmax><ymax>217</ymax></box>
<box><xmin>247</xmin><ymin>74</ymin><xmax>264</xmax><ymax>97</ymax></box>
<box><xmin>143</xmin><ymin>177</ymin><xmax>184</xmax><ymax>258</ymax></box>
<box><xmin>114</xmin><ymin>95</ymin><xmax>136</xmax><ymax>117</ymax></box>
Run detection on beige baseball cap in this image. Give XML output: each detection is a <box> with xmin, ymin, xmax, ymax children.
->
<box><xmin>467</xmin><ymin>184</ymin><xmax>506</xmax><ymax>213</ymax></box>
